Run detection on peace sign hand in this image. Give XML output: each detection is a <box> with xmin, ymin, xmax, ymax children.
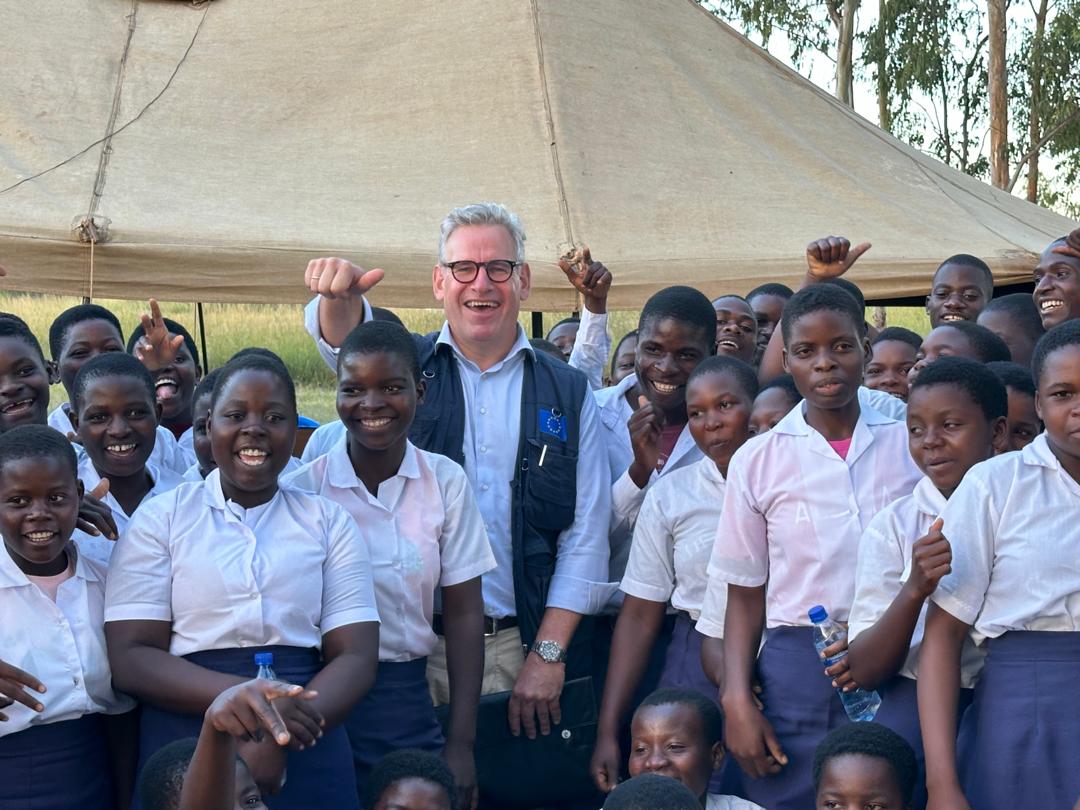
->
<box><xmin>134</xmin><ymin>299</ymin><xmax>185</xmax><ymax>372</ymax></box>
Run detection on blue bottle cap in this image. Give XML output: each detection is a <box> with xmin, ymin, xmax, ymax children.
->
<box><xmin>808</xmin><ymin>605</ymin><xmax>828</xmax><ymax>623</ymax></box>
<box><xmin>254</xmin><ymin>652</ymin><xmax>274</xmax><ymax>667</ymax></box>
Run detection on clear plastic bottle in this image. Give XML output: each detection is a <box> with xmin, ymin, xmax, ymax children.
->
<box><xmin>255</xmin><ymin>651</ymin><xmax>276</xmax><ymax>681</ymax></box>
<box><xmin>808</xmin><ymin>605</ymin><xmax>881</xmax><ymax>722</ymax></box>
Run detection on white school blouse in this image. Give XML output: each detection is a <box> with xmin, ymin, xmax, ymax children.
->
<box><xmin>47</xmin><ymin>403</ymin><xmax>190</xmax><ymax>474</ymax></box>
<box><xmin>283</xmin><ymin>439</ymin><xmax>496</xmax><ymax>662</ymax></box>
<box><xmin>933</xmin><ymin>434</ymin><xmax>1080</xmax><ymax>644</ymax></box>
<box><xmin>620</xmin><ymin>457</ymin><xmax>726</xmax><ymax>623</ymax></box>
<box><xmin>72</xmin><ymin>455</ymin><xmax>183</xmax><ymax>565</ymax></box>
<box><xmin>0</xmin><ymin>546</ymin><xmax>133</xmax><ymax>737</ymax></box>
<box><xmin>849</xmin><ymin>476</ymin><xmax>984</xmax><ymax>688</ymax></box>
<box><xmin>700</xmin><ymin>400</ymin><xmax>921</xmax><ymax>631</ymax></box>
<box><xmin>104</xmin><ymin>470</ymin><xmax>380</xmax><ymax>656</ymax></box>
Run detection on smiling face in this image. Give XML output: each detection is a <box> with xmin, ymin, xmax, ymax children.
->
<box><xmin>712</xmin><ymin>296</ymin><xmax>758</xmax><ymax>363</ymax></box>
<box><xmin>372</xmin><ymin>778</ymin><xmax>452</xmax><ymax>810</ymax></box>
<box><xmin>1035</xmin><ymin>343</ymin><xmax>1080</xmax><ymax>483</ymax></box>
<box><xmin>865</xmin><ymin>340</ymin><xmax>917</xmax><ymax>401</ymax></box>
<box><xmin>783</xmin><ymin>310</ymin><xmax>867</xmax><ymax>412</ymax></box>
<box><xmin>749</xmin><ymin>386</ymin><xmax>797</xmax><ymax>436</ymax></box>
<box><xmin>627</xmin><ymin>703</ymin><xmax>721</xmax><ymax>800</ymax></box>
<box><xmin>0</xmin><ymin>455</ymin><xmax>80</xmax><ymax>573</ymax></box>
<box><xmin>0</xmin><ymin>337</ymin><xmax>52</xmax><ymax>434</ymax></box>
<box><xmin>432</xmin><ymin>224</ymin><xmax>530</xmax><ymax>367</ymax></box>
<box><xmin>148</xmin><ymin>340</ymin><xmax>200</xmax><ymax>427</ymax></box>
<box><xmin>56</xmin><ymin>319</ymin><xmax>124</xmax><ymax>397</ymax></box>
<box><xmin>73</xmin><ymin>375</ymin><xmax>159</xmax><ymax>480</ymax></box>
<box><xmin>925</xmin><ymin>263</ymin><xmax>991</xmax><ymax>328</ymax></box>
<box><xmin>748</xmin><ymin>292</ymin><xmax>787</xmax><ymax>359</ymax></box>
<box><xmin>906</xmin><ymin>383</ymin><xmax>1002</xmax><ymax>497</ymax></box>
<box><xmin>1033</xmin><ymin>241</ymin><xmax>1080</xmax><ymax>330</ymax></box>
<box><xmin>337</xmin><ymin>350</ymin><xmax>421</xmax><ymax>457</ymax></box>
<box><xmin>686</xmin><ymin>370</ymin><xmax>753</xmax><ymax>474</ymax></box>
<box><xmin>816</xmin><ymin>754</ymin><xmax>906</xmax><ymax>810</ymax></box>
<box><xmin>635</xmin><ymin>317</ymin><xmax>712</xmax><ymax>422</ymax></box>
<box><xmin>209</xmin><ymin>369</ymin><xmax>296</xmax><ymax>507</ymax></box>
<box><xmin>1002</xmin><ymin>387</ymin><xmax>1040</xmax><ymax>453</ymax></box>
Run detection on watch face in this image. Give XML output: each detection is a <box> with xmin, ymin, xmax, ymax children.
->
<box><xmin>534</xmin><ymin>640</ymin><xmax>564</xmax><ymax>663</ymax></box>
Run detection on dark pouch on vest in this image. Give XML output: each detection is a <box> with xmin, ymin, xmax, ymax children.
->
<box><xmin>437</xmin><ymin>676</ymin><xmax>599</xmax><ymax>807</ymax></box>
<box><xmin>523</xmin><ymin>438</ymin><xmax>577</xmax><ymax>532</ymax></box>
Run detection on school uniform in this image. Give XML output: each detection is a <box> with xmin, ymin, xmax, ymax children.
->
<box><xmin>931</xmin><ymin>434</ymin><xmax>1080</xmax><ymax>809</ymax></box>
<box><xmin>48</xmin><ymin>402</ymin><xmax>190</xmax><ymax>474</ymax></box>
<box><xmin>566</xmin><ymin>308</ymin><xmax>611</xmax><ymax>391</ymax></box>
<box><xmin>105</xmin><ymin>470</ymin><xmax>381</xmax><ymax>810</ymax></box>
<box><xmin>0</xmin><ymin>545</ymin><xmax>134</xmax><ymax>809</ymax></box>
<box><xmin>176</xmin><ymin>425</ymin><xmax>196</xmax><ymax>468</ymax></box>
<box><xmin>284</xmin><ymin>438</ymin><xmax>495</xmax><ymax>791</ymax></box>
<box><xmin>858</xmin><ymin>384</ymin><xmax>906</xmax><ymax>421</ymax></box>
<box><xmin>701</xmin><ymin>400</ymin><xmax>921</xmax><ymax>810</ymax></box>
<box><xmin>181</xmin><ymin>456</ymin><xmax>303</xmax><ymax>484</ymax></box>
<box><xmin>706</xmin><ymin>795</ymin><xmax>765</xmax><ymax>810</ymax></box>
<box><xmin>71</xmin><ymin>453</ymin><xmax>183</xmax><ymax>565</ymax></box>
<box><xmin>849</xmin><ymin>476</ymin><xmax>984</xmax><ymax>809</ymax></box>
<box><xmin>300</xmin><ymin>419</ymin><xmax>347</xmax><ymax>463</ymax></box>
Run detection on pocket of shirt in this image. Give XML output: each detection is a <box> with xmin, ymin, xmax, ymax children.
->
<box><xmin>523</xmin><ymin>438</ymin><xmax>577</xmax><ymax>531</ymax></box>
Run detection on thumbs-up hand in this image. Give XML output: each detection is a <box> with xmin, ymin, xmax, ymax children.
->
<box><xmin>77</xmin><ymin>478</ymin><xmax>117</xmax><ymax>540</ymax></box>
<box><xmin>1050</xmin><ymin>228</ymin><xmax>1080</xmax><ymax>260</ymax></box>
<box><xmin>806</xmin><ymin>236</ymin><xmax>871</xmax><ymax>281</ymax></box>
<box><xmin>304</xmin><ymin>258</ymin><xmax>385</xmax><ymax>300</ymax></box>
<box><xmin>558</xmin><ymin>246</ymin><xmax>612</xmax><ymax>314</ymax></box>
<box><xmin>626</xmin><ymin>394</ymin><xmax>664</xmax><ymax>488</ymax></box>
<box><xmin>906</xmin><ymin>518</ymin><xmax>951</xmax><ymax>599</ymax></box>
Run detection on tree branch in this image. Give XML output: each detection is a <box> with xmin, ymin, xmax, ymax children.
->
<box><xmin>1007</xmin><ymin>103</ymin><xmax>1080</xmax><ymax>192</ymax></box>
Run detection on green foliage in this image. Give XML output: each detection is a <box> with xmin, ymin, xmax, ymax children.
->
<box><xmin>696</xmin><ymin>0</ymin><xmax>833</xmax><ymax>67</ymax></box>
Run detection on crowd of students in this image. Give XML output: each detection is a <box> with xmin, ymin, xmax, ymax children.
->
<box><xmin>0</xmin><ymin>204</ymin><xmax>1078</xmax><ymax>810</ymax></box>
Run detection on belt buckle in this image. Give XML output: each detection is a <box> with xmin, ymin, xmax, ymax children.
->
<box><xmin>484</xmin><ymin>617</ymin><xmax>499</xmax><ymax>637</ymax></box>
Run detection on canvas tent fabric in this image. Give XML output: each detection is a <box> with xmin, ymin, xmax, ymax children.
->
<box><xmin>0</xmin><ymin>0</ymin><xmax>1076</xmax><ymax>310</ymax></box>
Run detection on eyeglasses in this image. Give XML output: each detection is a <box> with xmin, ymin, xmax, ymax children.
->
<box><xmin>443</xmin><ymin>260</ymin><xmax>519</xmax><ymax>284</ymax></box>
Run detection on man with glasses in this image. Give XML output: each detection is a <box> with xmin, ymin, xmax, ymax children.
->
<box><xmin>302</xmin><ymin>203</ymin><xmax>612</xmax><ymax>772</ymax></box>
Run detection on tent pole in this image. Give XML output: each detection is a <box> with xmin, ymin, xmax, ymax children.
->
<box><xmin>531</xmin><ymin>311</ymin><xmax>543</xmax><ymax>339</ymax></box>
<box><xmin>196</xmin><ymin>302</ymin><xmax>209</xmax><ymax>373</ymax></box>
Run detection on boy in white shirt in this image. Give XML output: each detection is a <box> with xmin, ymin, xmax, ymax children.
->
<box><xmin>703</xmin><ymin>281</ymin><xmax>920</xmax><ymax>810</ymax></box>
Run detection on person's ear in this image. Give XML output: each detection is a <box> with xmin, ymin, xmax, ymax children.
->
<box><xmin>781</xmin><ymin>347</ymin><xmax>790</xmax><ymax>373</ymax></box>
<box><xmin>1035</xmin><ymin>390</ymin><xmax>1044</xmax><ymax>422</ymax></box>
<box><xmin>518</xmin><ymin>262</ymin><xmax>532</xmax><ymax>303</ymax></box>
<box><xmin>415</xmin><ymin>378</ymin><xmax>426</xmax><ymax>405</ymax></box>
<box><xmin>862</xmin><ymin>336</ymin><xmax>873</xmax><ymax>368</ymax></box>
<box><xmin>46</xmin><ymin>360</ymin><xmax>59</xmax><ymax>385</ymax></box>
<box><xmin>925</xmin><ymin>293</ymin><xmax>932</xmax><ymax>313</ymax></box>
<box><xmin>76</xmin><ymin>479</ymin><xmax>85</xmax><ymax>500</ymax></box>
<box><xmin>710</xmin><ymin>740</ymin><xmax>725</xmax><ymax>771</ymax></box>
<box><xmin>990</xmin><ymin>416</ymin><xmax>1009</xmax><ymax>455</ymax></box>
<box><xmin>432</xmin><ymin>263</ymin><xmax>447</xmax><ymax>302</ymax></box>
<box><xmin>66</xmin><ymin>406</ymin><xmax>79</xmax><ymax>432</ymax></box>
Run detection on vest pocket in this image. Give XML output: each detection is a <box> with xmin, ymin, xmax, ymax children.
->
<box><xmin>523</xmin><ymin>438</ymin><xmax>577</xmax><ymax>531</ymax></box>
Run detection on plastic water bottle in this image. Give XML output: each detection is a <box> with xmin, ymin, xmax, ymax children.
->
<box><xmin>808</xmin><ymin>605</ymin><xmax>881</xmax><ymax>722</ymax></box>
<box><xmin>255</xmin><ymin>651</ymin><xmax>276</xmax><ymax>680</ymax></box>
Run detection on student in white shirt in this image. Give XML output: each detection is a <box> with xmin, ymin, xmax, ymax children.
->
<box><xmin>284</xmin><ymin>320</ymin><xmax>494</xmax><ymax>806</ymax></box>
<box><xmin>705</xmin><ymin>276</ymin><xmax>920</xmax><ymax>810</ymax></box>
<box><xmin>919</xmin><ymin>321</ymin><xmax>1080</xmax><ymax>810</ymax></box>
<box><xmin>592</xmin><ymin>356</ymin><xmax>757</xmax><ymax>795</ymax></box>
<box><xmin>47</xmin><ymin>303</ymin><xmax>189</xmax><ymax>474</ymax></box>
<box><xmin>0</xmin><ymin>425</ymin><xmax>135</xmax><ymax>809</ymax></box>
<box><xmin>624</xmin><ymin>689</ymin><xmax>764</xmax><ymax>810</ymax></box>
<box><xmin>67</xmin><ymin>353</ymin><xmax>184</xmax><ymax>565</ymax></box>
<box><xmin>847</xmin><ymin>357</ymin><xmax>1007</xmax><ymax>809</ymax></box>
<box><xmin>105</xmin><ymin>352</ymin><xmax>380</xmax><ymax>810</ymax></box>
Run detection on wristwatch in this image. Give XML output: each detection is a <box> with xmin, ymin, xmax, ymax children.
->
<box><xmin>530</xmin><ymin>639</ymin><xmax>567</xmax><ymax>663</ymax></box>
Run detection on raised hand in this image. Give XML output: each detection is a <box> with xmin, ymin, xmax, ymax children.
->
<box><xmin>626</xmin><ymin>395</ymin><xmax>663</xmax><ymax>488</ymax></box>
<box><xmin>558</xmin><ymin>246</ymin><xmax>612</xmax><ymax>314</ymax></box>
<box><xmin>806</xmin><ymin>236</ymin><xmax>871</xmax><ymax>281</ymax></box>
<box><xmin>1051</xmin><ymin>228</ymin><xmax>1080</xmax><ymax>260</ymax></box>
<box><xmin>0</xmin><ymin>659</ymin><xmax>46</xmax><ymax>721</ymax></box>
<box><xmin>134</xmin><ymin>299</ymin><xmax>185</xmax><ymax>371</ymax></box>
<box><xmin>907</xmin><ymin>518</ymin><xmax>952</xmax><ymax>600</ymax></box>
<box><xmin>77</xmin><ymin>478</ymin><xmax>117</xmax><ymax>539</ymax></box>
<box><xmin>304</xmin><ymin>258</ymin><xmax>385</xmax><ymax>300</ymax></box>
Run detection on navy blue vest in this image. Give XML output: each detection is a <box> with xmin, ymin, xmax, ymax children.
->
<box><xmin>409</xmin><ymin>334</ymin><xmax>587</xmax><ymax>657</ymax></box>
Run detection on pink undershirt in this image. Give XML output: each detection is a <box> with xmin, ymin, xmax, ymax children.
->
<box><xmin>657</xmin><ymin>424</ymin><xmax>684</xmax><ymax>470</ymax></box>
<box><xmin>27</xmin><ymin>553</ymin><xmax>75</xmax><ymax>602</ymax></box>
<box><xmin>827</xmin><ymin>437</ymin><xmax>853</xmax><ymax>460</ymax></box>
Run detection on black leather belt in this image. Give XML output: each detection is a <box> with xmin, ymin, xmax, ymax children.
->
<box><xmin>432</xmin><ymin>614</ymin><xmax>519</xmax><ymax>637</ymax></box>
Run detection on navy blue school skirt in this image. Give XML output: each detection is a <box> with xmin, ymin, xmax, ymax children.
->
<box><xmin>345</xmin><ymin>657</ymin><xmax>444</xmax><ymax>797</ymax></box>
<box><xmin>0</xmin><ymin>713</ymin><xmax>111</xmax><ymax>809</ymax></box>
<box><xmin>739</xmin><ymin>626</ymin><xmax>851</xmax><ymax>810</ymax></box>
<box><xmin>137</xmin><ymin>645</ymin><xmax>359</xmax><ymax>810</ymax></box>
<box><xmin>659</xmin><ymin>612</ymin><xmax>745</xmax><ymax>797</ymax></box>
<box><xmin>957</xmin><ymin>631</ymin><xmax>1080</xmax><ymax>810</ymax></box>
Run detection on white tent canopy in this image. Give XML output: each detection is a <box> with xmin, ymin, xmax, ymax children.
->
<box><xmin>1</xmin><ymin>0</ymin><xmax>1075</xmax><ymax>309</ymax></box>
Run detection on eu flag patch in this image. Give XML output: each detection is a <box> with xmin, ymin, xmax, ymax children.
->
<box><xmin>539</xmin><ymin>408</ymin><xmax>567</xmax><ymax>441</ymax></box>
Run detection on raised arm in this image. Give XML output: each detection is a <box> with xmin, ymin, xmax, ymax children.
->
<box><xmin>303</xmin><ymin>258</ymin><xmax>386</xmax><ymax>349</ymax></box>
<box><xmin>559</xmin><ymin>247</ymin><xmax>613</xmax><ymax>390</ymax></box>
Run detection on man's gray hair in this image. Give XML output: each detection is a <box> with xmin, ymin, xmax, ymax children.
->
<box><xmin>438</xmin><ymin>203</ymin><xmax>526</xmax><ymax>265</ymax></box>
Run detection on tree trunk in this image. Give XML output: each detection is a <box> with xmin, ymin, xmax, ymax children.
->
<box><xmin>835</xmin><ymin>0</ymin><xmax>860</xmax><ymax>106</ymax></box>
<box><xmin>987</xmin><ymin>0</ymin><xmax>1008</xmax><ymax>189</ymax></box>
<box><xmin>1027</xmin><ymin>0</ymin><xmax>1049</xmax><ymax>202</ymax></box>
<box><xmin>877</xmin><ymin>0</ymin><xmax>890</xmax><ymax>130</ymax></box>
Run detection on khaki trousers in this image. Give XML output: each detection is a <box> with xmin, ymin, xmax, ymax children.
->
<box><xmin>426</xmin><ymin>626</ymin><xmax>526</xmax><ymax>707</ymax></box>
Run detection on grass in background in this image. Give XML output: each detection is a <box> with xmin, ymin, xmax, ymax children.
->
<box><xmin>0</xmin><ymin>292</ymin><xmax>929</xmax><ymax>425</ymax></box>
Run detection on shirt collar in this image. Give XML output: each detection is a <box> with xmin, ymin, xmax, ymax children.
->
<box><xmin>775</xmin><ymin>399</ymin><xmax>885</xmax><ymax>463</ymax></box>
<box><xmin>1022</xmin><ymin>433</ymin><xmax>1058</xmax><ymax>469</ymax></box>
<box><xmin>435</xmin><ymin>322</ymin><xmax>533</xmax><ymax>373</ymax></box>
<box><xmin>325</xmin><ymin>437</ymin><xmax>421</xmax><ymax>489</ymax></box>
<box><xmin>912</xmin><ymin>475</ymin><xmax>947</xmax><ymax>516</ymax></box>
<box><xmin>596</xmin><ymin>372</ymin><xmax>638</xmax><ymax>430</ymax></box>
<box><xmin>696</xmin><ymin>456</ymin><xmax>726</xmax><ymax>486</ymax></box>
<box><xmin>0</xmin><ymin>541</ymin><xmax>97</xmax><ymax>590</ymax></box>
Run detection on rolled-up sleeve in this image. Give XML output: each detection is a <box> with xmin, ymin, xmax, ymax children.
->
<box><xmin>546</xmin><ymin>387</ymin><xmax>614</xmax><ymax>614</ymax></box>
<box><xmin>320</xmin><ymin>504</ymin><xmax>381</xmax><ymax>633</ymax></box>
<box><xmin>303</xmin><ymin>295</ymin><xmax>373</xmax><ymax>373</ymax></box>
<box><xmin>568</xmin><ymin>309</ymin><xmax>611</xmax><ymax>391</ymax></box>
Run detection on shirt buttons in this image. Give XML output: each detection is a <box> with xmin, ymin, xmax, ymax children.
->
<box><xmin>479</xmin><ymin>445</ymin><xmax>487</xmax><ymax>453</ymax></box>
<box><xmin>480</xmin><ymin>484</ymin><xmax>489</xmax><ymax>492</ymax></box>
<box><xmin>480</xmin><ymin>407</ymin><xmax>487</xmax><ymax>415</ymax></box>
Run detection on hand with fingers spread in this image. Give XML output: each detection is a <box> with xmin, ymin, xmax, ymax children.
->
<box><xmin>0</xmin><ymin>659</ymin><xmax>46</xmax><ymax>722</ymax></box>
<box><xmin>626</xmin><ymin>395</ymin><xmax>664</xmax><ymax>489</ymax></box>
<box><xmin>805</xmin><ymin>236</ymin><xmax>871</xmax><ymax>282</ymax></box>
<box><xmin>558</xmin><ymin>246</ymin><xmax>612</xmax><ymax>314</ymax></box>
<box><xmin>507</xmin><ymin>654</ymin><xmax>565</xmax><ymax>740</ymax></box>
<box><xmin>134</xmin><ymin>299</ymin><xmax>185</xmax><ymax>372</ymax></box>
<box><xmin>1051</xmin><ymin>228</ymin><xmax>1080</xmax><ymax>260</ymax></box>
<box><xmin>906</xmin><ymin>518</ymin><xmax>952</xmax><ymax>600</ymax></box>
<box><xmin>304</xmin><ymin>258</ymin><xmax>385</xmax><ymax>301</ymax></box>
<box><xmin>723</xmin><ymin>697</ymin><xmax>787</xmax><ymax>779</ymax></box>
<box><xmin>77</xmin><ymin>478</ymin><xmax>117</xmax><ymax>539</ymax></box>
